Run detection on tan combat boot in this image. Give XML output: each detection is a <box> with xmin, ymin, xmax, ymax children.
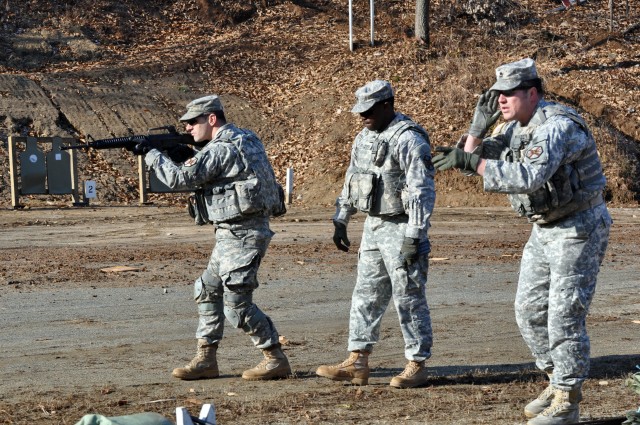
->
<box><xmin>389</xmin><ymin>360</ymin><xmax>429</xmax><ymax>388</ymax></box>
<box><xmin>316</xmin><ymin>351</ymin><xmax>370</xmax><ymax>385</ymax></box>
<box><xmin>527</xmin><ymin>388</ymin><xmax>581</xmax><ymax>425</ymax></box>
<box><xmin>525</xmin><ymin>372</ymin><xmax>556</xmax><ymax>418</ymax></box>
<box><xmin>172</xmin><ymin>339</ymin><xmax>219</xmax><ymax>380</ymax></box>
<box><xmin>242</xmin><ymin>344</ymin><xmax>291</xmax><ymax>381</ymax></box>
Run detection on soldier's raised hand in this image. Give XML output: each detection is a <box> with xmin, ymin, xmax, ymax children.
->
<box><xmin>468</xmin><ymin>91</ymin><xmax>501</xmax><ymax>139</ymax></box>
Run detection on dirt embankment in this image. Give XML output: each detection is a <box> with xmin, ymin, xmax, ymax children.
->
<box><xmin>0</xmin><ymin>0</ymin><xmax>639</xmax><ymax>210</ymax></box>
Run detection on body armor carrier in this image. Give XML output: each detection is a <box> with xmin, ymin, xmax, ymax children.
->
<box><xmin>501</xmin><ymin>103</ymin><xmax>604</xmax><ymax>224</ymax></box>
<box><xmin>347</xmin><ymin>116</ymin><xmax>429</xmax><ymax>216</ymax></box>
<box><xmin>194</xmin><ymin>127</ymin><xmax>285</xmax><ymax>225</ymax></box>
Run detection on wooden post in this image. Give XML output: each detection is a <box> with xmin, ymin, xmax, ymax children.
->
<box><xmin>138</xmin><ymin>156</ymin><xmax>148</xmax><ymax>204</ymax></box>
<box><xmin>59</xmin><ymin>137</ymin><xmax>81</xmax><ymax>205</ymax></box>
<box><xmin>8</xmin><ymin>136</ymin><xmax>20</xmax><ymax>208</ymax></box>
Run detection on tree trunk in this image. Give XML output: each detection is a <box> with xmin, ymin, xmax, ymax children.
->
<box><xmin>415</xmin><ymin>0</ymin><xmax>430</xmax><ymax>47</ymax></box>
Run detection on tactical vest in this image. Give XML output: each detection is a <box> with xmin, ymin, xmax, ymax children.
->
<box><xmin>200</xmin><ymin>127</ymin><xmax>285</xmax><ymax>224</ymax></box>
<box><xmin>347</xmin><ymin>116</ymin><xmax>429</xmax><ymax>216</ymax></box>
<box><xmin>501</xmin><ymin>103</ymin><xmax>605</xmax><ymax>224</ymax></box>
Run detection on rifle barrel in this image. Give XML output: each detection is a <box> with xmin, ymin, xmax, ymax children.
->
<box><xmin>60</xmin><ymin>131</ymin><xmax>197</xmax><ymax>150</ymax></box>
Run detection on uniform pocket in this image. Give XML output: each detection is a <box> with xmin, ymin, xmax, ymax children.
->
<box><xmin>347</xmin><ymin>172</ymin><xmax>377</xmax><ymax>212</ymax></box>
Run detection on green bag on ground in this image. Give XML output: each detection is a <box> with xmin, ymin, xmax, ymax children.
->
<box><xmin>75</xmin><ymin>412</ymin><xmax>173</xmax><ymax>425</ymax></box>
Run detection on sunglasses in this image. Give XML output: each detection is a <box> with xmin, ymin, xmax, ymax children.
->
<box><xmin>360</xmin><ymin>100</ymin><xmax>388</xmax><ymax>118</ymax></box>
<box><xmin>360</xmin><ymin>107</ymin><xmax>376</xmax><ymax>118</ymax></box>
<box><xmin>499</xmin><ymin>86</ymin><xmax>532</xmax><ymax>97</ymax></box>
<box><xmin>185</xmin><ymin>115</ymin><xmax>209</xmax><ymax>126</ymax></box>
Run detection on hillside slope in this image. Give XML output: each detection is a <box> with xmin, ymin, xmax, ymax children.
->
<box><xmin>0</xmin><ymin>0</ymin><xmax>638</xmax><ymax>208</ymax></box>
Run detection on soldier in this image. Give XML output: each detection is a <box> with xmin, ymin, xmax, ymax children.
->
<box><xmin>316</xmin><ymin>80</ymin><xmax>436</xmax><ymax>389</ymax></box>
<box><xmin>138</xmin><ymin>95</ymin><xmax>290</xmax><ymax>381</ymax></box>
<box><xmin>433</xmin><ymin>58</ymin><xmax>611</xmax><ymax>425</ymax></box>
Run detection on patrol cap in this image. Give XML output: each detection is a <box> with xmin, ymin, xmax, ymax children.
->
<box><xmin>351</xmin><ymin>80</ymin><xmax>394</xmax><ymax>114</ymax></box>
<box><xmin>490</xmin><ymin>58</ymin><xmax>539</xmax><ymax>92</ymax></box>
<box><xmin>179</xmin><ymin>95</ymin><xmax>224</xmax><ymax>121</ymax></box>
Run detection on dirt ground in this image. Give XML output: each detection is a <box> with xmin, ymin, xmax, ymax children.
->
<box><xmin>1</xmin><ymin>204</ymin><xmax>639</xmax><ymax>424</ymax></box>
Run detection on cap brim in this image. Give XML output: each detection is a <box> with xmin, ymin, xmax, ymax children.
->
<box><xmin>179</xmin><ymin>110</ymin><xmax>203</xmax><ymax>122</ymax></box>
<box><xmin>351</xmin><ymin>100</ymin><xmax>376</xmax><ymax>114</ymax></box>
<box><xmin>490</xmin><ymin>80</ymin><xmax>522</xmax><ymax>92</ymax></box>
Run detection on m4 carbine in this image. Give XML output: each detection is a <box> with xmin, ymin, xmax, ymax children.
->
<box><xmin>61</xmin><ymin>126</ymin><xmax>204</xmax><ymax>162</ymax></box>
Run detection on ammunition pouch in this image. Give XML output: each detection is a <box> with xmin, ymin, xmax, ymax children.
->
<box><xmin>272</xmin><ymin>183</ymin><xmax>287</xmax><ymax>217</ymax></box>
<box><xmin>234</xmin><ymin>177</ymin><xmax>286</xmax><ymax>217</ymax></box>
<box><xmin>200</xmin><ymin>176</ymin><xmax>285</xmax><ymax>224</ymax></box>
<box><xmin>234</xmin><ymin>177</ymin><xmax>262</xmax><ymax>215</ymax></box>
<box><xmin>372</xmin><ymin>170</ymin><xmax>406</xmax><ymax>215</ymax></box>
<box><xmin>188</xmin><ymin>189</ymin><xmax>213</xmax><ymax>226</ymax></box>
<box><xmin>504</xmin><ymin>151</ymin><xmax>576</xmax><ymax>222</ymax></box>
<box><xmin>347</xmin><ymin>172</ymin><xmax>377</xmax><ymax>213</ymax></box>
<box><xmin>206</xmin><ymin>185</ymin><xmax>243</xmax><ymax>223</ymax></box>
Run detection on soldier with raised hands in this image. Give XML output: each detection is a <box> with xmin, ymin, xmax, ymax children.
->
<box><xmin>433</xmin><ymin>58</ymin><xmax>611</xmax><ymax>425</ymax></box>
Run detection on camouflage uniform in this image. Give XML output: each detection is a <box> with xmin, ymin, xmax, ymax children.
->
<box><xmin>334</xmin><ymin>81</ymin><xmax>436</xmax><ymax>361</ymax></box>
<box><xmin>145</xmin><ymin>122</ymin><xmax>280</xmax><ymax>350</ymax></box>
<box><xmin>476</xmin><ymin>63</ymin><xmax>612</xmax><ymax>391</ymax></box>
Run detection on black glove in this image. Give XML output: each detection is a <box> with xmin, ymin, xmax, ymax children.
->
<box><xmin>432</xmin><ymin>147</ymin><xmax>481</xmax><ymax>172</ymax></box>
<box><xmin>400</xmin><ymin>237</ymin><xmax>419</xmax><ymax>266</ymax></box>
<box><xmin>468</xmin><ymin>91</ymin><xmax>501</xmax><ymax>139</ymax></box>
<box><xmin>332</xmin><ymin>221</ymin><xmax>350</xmax><ymax>252</ymax></box>
<box><xmin>131</xmin><ymin>139</ymin><xmax>153</xmax><ymax>156</ymax></box>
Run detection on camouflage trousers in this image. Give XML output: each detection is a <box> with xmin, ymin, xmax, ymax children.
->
<box><xmin>348</xmin><ymin>215</ymin><xmax>433</xmax><ymax>361</ymax></box>
<box><xmin>194</xmin><ymin>220</ymin><xmax>280</xmax><ymax>350</ymax></box>
<box><xmin>515</xmin><ymin>203</ymin><xmax>611</xmax><ymax>390</ymax></box>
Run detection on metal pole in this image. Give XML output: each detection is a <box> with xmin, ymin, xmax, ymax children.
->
<box><xmin>370</xmin><ymin>0</ymin><xmax>375</xmax><ymax>47</ymax></box>
<box><xmin>286</xmin><ymin>167</ymin><xmax>294</xmax><ymax>204</ymax></box>
<box><xmin>349</xmin><ymin>0</ymin><xmax>353</xmax><ymax>51</ymax></box>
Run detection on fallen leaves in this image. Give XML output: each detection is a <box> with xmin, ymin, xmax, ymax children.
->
<box><xmin>1</xmin><ymin>0</ymin><xmax>638</xmax><ymax>208</ymax></box>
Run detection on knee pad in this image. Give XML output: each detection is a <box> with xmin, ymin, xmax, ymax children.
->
<box><xmin>223</xmin><ymin>292</ymin><xmax>254</xmax><ymax>328</ymax></box>
<box><xmin>194</xmin><ymin>269</ymin><xmax>223</xmax><ymax>301</ymax></box>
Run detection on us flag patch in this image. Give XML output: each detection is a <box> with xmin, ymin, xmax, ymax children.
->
<box><xmin>184</xmin><ymin>157</ymin><xmax>198</xmax><ymax>167</ymax></box>
<box><xmin>525</xmin><ymin>146</ymin><xmax>543</xmax><ymax>160</ymax></box>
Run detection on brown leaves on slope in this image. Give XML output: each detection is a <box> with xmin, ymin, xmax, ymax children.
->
<box><xmin>3</xmin><ymin>0</ymin><xmax>639</xmax><ymax>206</ymax></box>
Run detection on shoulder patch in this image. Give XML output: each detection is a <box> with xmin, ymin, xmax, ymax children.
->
<box><xmin>525</xmin><ymin>146</ymin><xmax>544</xmax><ymax>160</ymax></box>
<box><xmin>184</xmin><ymin>157</ymin><xmax>198</xmax><ymax>167</ymax></box>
